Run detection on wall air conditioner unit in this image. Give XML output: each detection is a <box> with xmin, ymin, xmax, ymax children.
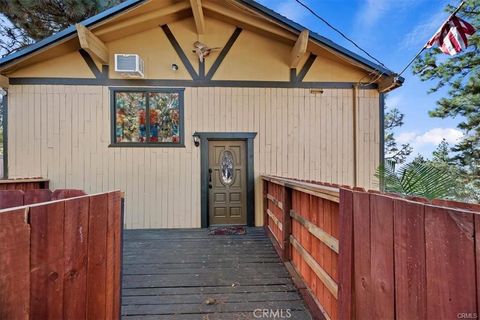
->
<box><xmin>114</xmin><ymin>54</ymin><xmax>144</xmax><ymax>78</ymax></box>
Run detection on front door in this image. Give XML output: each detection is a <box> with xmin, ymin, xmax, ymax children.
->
<box><xmin>208</xmin><ymin>140</ymin><xmax>247</xmax><ymax>225</ymax></box>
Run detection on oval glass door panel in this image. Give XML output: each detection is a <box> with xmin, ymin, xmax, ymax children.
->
<box><xmin>220</xmin><ymin>150</ymin><xmax>234</xmax><ymax>185</ymax></box>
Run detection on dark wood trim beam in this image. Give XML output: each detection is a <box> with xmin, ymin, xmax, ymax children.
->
<box><xmin>289</xmin><ymin>68</ymin><xmax>297</xmax><ymax>82</ymax></box>
<box><xmin>295</xmin><ymin>53</ymin><xmax>316</xmax><ymax>83</ymax></box>
<box><xmin>379</xmin><ymin>92</ymin><xmax>385</xmax><ymax>190</ymax></box>
<box><xmin>161</xmin><ymin>25</ymin><xmax>199</xmax><ymax>80</ymax></box>
<box><xmin>199</xmin><ymin>59</ymin><xmax>205</xmax><ymax>80</ymax></box>
<box><xmin>2</xmin><ymin>93</ymin><xmax>7</xmax><ymax>178</ymax></box>
<box><xmin>79</xmin><ymin>49</ymin><xmax>105</xmax><ymax>79</ymax></box>
<box><xmin>9</xmin><ymin>77</ymin><xmax>379</xmax><ymax>89</ymax></box>
<box><xmin>205</xmin><ymin>27</ymin><xmax>242</xmax><ymax>80</ymax></box>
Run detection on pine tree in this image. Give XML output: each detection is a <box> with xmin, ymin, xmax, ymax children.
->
<box><xmin>384</xmin><ymin>105</ymin><xmax>412</xmax><ymax>164</ymax></box>
<box><xmin>412</xmin><ymin>0</ymin><xmax>479</xmax><ymax>178</ymax></box>
<box><xmin>431</xmin><ymin>139</ymin><xmax>480</xmax><ymax>202</ymax></box>
<box><xmin>432</xmin><ymin>138</ymin><xmax>451</xmax><ymax>164</ymax></box>
<box><xmin>0</xmin><ymin>0</ymin><xmax>122</xmax><ymax>55</ymax></box>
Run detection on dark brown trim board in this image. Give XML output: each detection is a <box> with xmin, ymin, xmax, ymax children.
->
<box><xmin>9</xmin><ymin>77</ymin><xmax>379</xmax><ymax>89</ymax></box>
<box><xmin>161</xmin><ymin>24</ymin><xmax>199</xmax><ymax>81</ymax></box>
<box><xmin>79</xmin><ymin>49</ymin><xmax>104</xmax><ymax>79</ymax></box>
<box><xmin>379</xmin><ymin>92</ymin><xmax>385</xmax><ymax>190</ymax></box>
<box><xmin>293</xmin><ymin>54</ymin><xmax>317</xmax><ymax>83</ymax></box>
<box><xmin>206</xmin><ymin>28</ymin><xmax>242</xmax><ymax>80</ymax></box>
<box><xmin>2</xmin><ymin>93</ymin><xmax>7</xmax><ymax>178</ymax></box>
<box><xmin>193</xmin><ymin>132</ymin><xmax>256</xmax><ymax>228</ymax></box>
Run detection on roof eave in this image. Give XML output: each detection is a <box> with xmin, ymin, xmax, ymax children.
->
<box><xmin>238</xmin><ymin>0</ymin><xmax>399</xmax><ymax>78</ymax></box>
<box><xmin>0</xmin><ymin>0</ymin><xmax>147</xmax><ymax>70</ymax></box>
<box><xmin>0</xmin><ymin>0</ymin><xmax>401</xmax><ymax>82</ymax></box>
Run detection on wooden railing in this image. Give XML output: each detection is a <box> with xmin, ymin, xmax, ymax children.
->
<box><xmin>0</xmin><ymin>191</ymin><xmax>124</xmax><ymax>319</ymax></box>
<box><xmin>263</xmin><ymin>175</ymin><xmax>340</xmax><ymax>319</ymax></box>
<box><xmin>263</xmin><ymin>175</ymin><xmax>480</xmax><ymax>320</ymax></box>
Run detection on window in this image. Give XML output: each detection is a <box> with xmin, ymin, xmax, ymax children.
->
<box><xmin>111</xmin><ymin>88</ymin><xmax>184</xmax><ymax>147</ymax></box>
<box><xmin>220</xmin><ymin>150</ymin><xmax>234</xmax><ymax>185</ymax></box>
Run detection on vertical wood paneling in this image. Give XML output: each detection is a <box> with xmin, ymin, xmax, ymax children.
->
<box><xmin>9</xmin><ymin>85</ymin><xmax>379</xmax><ymax>228</ymax></box>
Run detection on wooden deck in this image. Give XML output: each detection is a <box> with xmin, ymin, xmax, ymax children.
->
<box><xmin>122</xmin><ymin>228</ymin><xmax>312</xmax><ymax>319</ymax></box>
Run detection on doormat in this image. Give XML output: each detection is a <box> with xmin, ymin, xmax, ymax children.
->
<box><xmin>208</xmin><ymin>226</ymin><xmax>246</xmax><ymax>235</ymax></box>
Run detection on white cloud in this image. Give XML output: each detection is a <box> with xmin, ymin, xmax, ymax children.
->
<box><xmin>401</xmin><ymin>8</ymin><xmax>448</xmax><ymax>49</ymax></box>
<box><xmin>397</xmin><ymin>131</ymin><xmax>417</xmax><ymax>144</ymax></box>
<box><xmin>356</xmin><ymin>0</ymin><xmax>389</xmax><ymax>28</ymax></box>
<box><xmin>385</xmin><ymin>94</ymin><xmax>403</xmax><ymax>108</ymax></box>
<box><xmin>397</xmin><ymin>128</ymin><xmax>463</xmax><ymax>146</ymax></box>
<box><xmin>275</xmin><ymin>0</ymin><xmax>307</xmax><ymax>22</ymax></box>
<box><xmin>355</xmin><ymin>0</ymin><xmax>420</xmax><ymax>29</ymax></box>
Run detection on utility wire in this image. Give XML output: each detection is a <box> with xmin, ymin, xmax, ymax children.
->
<box><xmin>294</xmin><ymin>0</ymin><xmax>388</xmax><ymax>70</ymax></box>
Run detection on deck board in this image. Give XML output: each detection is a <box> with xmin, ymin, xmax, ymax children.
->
<box><xmin>122</xmin><ymin>228</ymin><xmax>311</xmax><ymax>319</ymax></box>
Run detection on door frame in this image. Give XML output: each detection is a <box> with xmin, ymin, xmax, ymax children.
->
<box><xmin>193</xmin><ymin>132</ymin><xmax>257</xmax><ymax>228</ymax></box>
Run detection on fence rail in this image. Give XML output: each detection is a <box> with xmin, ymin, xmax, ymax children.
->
<box><xmin>0</xmin><ymin>191</ymin><xmax>123</xmax><ymax>319</ymax></box>
<box><xmin>0</xmin><ymin>188</ymin><xmax>86</xmax><ymax>209</ymax></box>
<box><xmin>0</xmin><ymin>178</ymin><xmax>49</xmax><ymax>190</ymax></box>
<box><xmin>262</xmin><ymin>175</ymin><xmax>480</xmax><ymax>320</ymax></box>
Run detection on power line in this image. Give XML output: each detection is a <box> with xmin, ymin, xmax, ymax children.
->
<box><xmin>294</xmin><ymin>0</ymin><xmax>388</xmax><ymax>70</ymax></box>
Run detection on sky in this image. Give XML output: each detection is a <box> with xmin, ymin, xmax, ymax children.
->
<box><xmin>257</xmin><ymin>0</ymin><xmax>465</xmax><ymax>161</ymax></box>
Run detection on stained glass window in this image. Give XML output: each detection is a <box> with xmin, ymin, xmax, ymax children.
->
<box><xmin>113</xmin><ymin>89</ymin><xmax>183</xmax><ymax>146</ymax></box>
<box><xmin>115</xmin><ymin>92</ymin><xmax>146</xmax><ymax>142</ymax></box>
<box><xmin>220</xmin><ymin>150</ymin><xmax>234</xmax><ymax>185</ymax></box>
<box><xmin>149</xmin><ymin>92</ymin><xmax>180</xmax><ymax>143</ymax></box>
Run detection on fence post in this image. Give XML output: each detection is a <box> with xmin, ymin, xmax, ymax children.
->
<box><xmin>282</xmin><ymin>186</ymin><xmax>292</xmax><ymax>261</ymax></box>
<box><xmin>338</xmin><ymin>188</ymin><xmax>354</xmax><ymax>320</ymax></box>
<box><xmin>263</xmin><ymin>179</ymin><xmax>268</xmax><ymax>228</ymax></box>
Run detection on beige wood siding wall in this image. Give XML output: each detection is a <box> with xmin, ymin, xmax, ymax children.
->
<box><xmin>7</xmin><ymin>85</ymin><xmax>379</xmax><ymax>229</ymax></box>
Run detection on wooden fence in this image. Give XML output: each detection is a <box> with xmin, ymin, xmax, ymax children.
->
<box><xmin>262</xmin><ymin>175</ymin><xmax>480</xmax><ymax>320</ymax></box>
<box><xmin>0</xmin><ymin>178</ymin><xmax>50</xmax><ymax>190</ymax></box>
<box><xmin>0</xmin><ymin>188</ymin><xmax>86</xmax><ymax>209</ymax></box>
<box><xmin>263</xmin><ymin>175</ymin><xmax>340</xmax><ymax>320</ymax></box>
<box><xmin>0</xmin><ymin>190</ymin><xmax>123</xmax><ymax>319</ymax></box>
<box><xmin>339</xmin><ymin>188</ymin><xmax>480</xmax><ymax>320</ymax></box>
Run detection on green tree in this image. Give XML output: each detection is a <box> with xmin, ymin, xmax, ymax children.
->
<box><xmin>412</xmin><ymin>0</ymin><xmax>479</xmax><ymax>178</ymax></box>
<box><xmin>430</xmin><ymin>139</ymin><xmax>480</xmax><ymax>202</ymax></box>
<box><xmin>376</xmin><ymin>159</ymin><xmax>456</xmax><ymax>200</ymax></box>
<box><xmin>0</xmin><ymin>0</ymin><xmax>122</xmax><ymax>55</ymax></box>
<box><xmin>384</xmin><ymin>105</ymin><xmax>412</xmax><ymax>164</ymax></box>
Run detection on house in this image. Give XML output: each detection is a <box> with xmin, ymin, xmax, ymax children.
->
<box><xmin>0</xmin><ymin>0</ymin><xmax>402</xmax><ymax>229</ymax></box>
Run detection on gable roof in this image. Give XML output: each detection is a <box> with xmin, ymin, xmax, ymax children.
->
<box><xmin>0</xmin><ymin>0</ymin><xmax>145</xmax><ymax>69</ymax></box>
<box><xmin>0</xmin><ymin>0</ymin><xmax>402</xmax><ymax>82</ymax></box>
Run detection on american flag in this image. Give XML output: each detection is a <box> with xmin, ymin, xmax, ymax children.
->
<box><xmin>426</xmin><ymin>15</ymin><xmax>476</xmax><ymax>55</ymax></box>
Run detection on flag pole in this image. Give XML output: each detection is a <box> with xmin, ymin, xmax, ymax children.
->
<box><xmin>450</xmin><ymin>0</ymin><xmax>466</xmax><ymax>18</ymax></box>
<box><xmin>396</xmin><ymin>0</ymin><xmax>466</xmax><ymax>78</ymax></box>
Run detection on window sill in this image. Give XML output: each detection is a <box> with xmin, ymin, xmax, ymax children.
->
<box><xmin>108</xmin><ymin>143</ymin><xmax>186</xmax><ymax>148</ymax></box>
